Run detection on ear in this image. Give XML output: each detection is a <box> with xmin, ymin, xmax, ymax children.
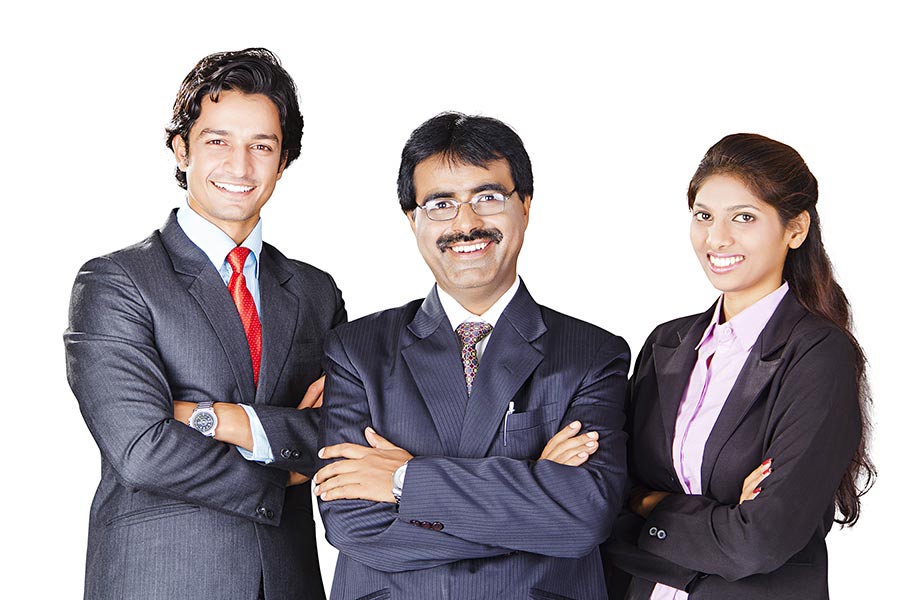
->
<box><xmin>172</xmin><ymin>135</ymin><xmax>189</xmax><ymax>171</ymax></box>
<box><xmin>406</xmin><ymin>209</ymin><xmax>418</xmax><ymax>234</ymax></box>
<box><xmin>276</xmin><ymin>154</ymin><xmax>288</xmax><ymax>181</ymax></box>
<box><xmin>520</xmin><ymin>195</ymin><xmax>532</xmax><ymax>228</ymax></box>
<box><xmin>787</xmin><ymin>210</ymin><xmax>811</xmax><ymax>249</ymax></box>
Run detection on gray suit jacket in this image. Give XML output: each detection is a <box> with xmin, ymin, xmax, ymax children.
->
<box><xmin>65</xmin><ymin>210</ymin><xmax>346</xmax><ymax>600</ymax></box>
<box><xmin>317</xmin><ymin>283</ymin><xmax>630</xmax><ymax>600</ymax></box>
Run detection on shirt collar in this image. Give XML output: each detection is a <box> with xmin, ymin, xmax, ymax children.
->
<box><xmin>696</xmin><ymin>282</ymin><xmax>790</xmax><ymax>352</ymax></box>
<box><xmin>436</xmin><ymin>276</ymin><xmax>521</xmax><ymax>331</ymax></box>
<box><xmin>176</xmin><ymin>201</ymin><xmax>263</xmax><ymax>276</ymax></box>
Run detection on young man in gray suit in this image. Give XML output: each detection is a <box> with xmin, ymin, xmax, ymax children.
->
<box><xmin>313</xmin><ymin>113</ymin><xmax>630</xmax><ymax>599</ymax></box>
<box><xmin>65</xmin><ymin>48</ymin><xmax>345</xmax><ymax>600</ymax></box>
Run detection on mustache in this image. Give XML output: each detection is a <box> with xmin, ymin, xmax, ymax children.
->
<box><xmin>436</xmin><ymin>228</ymin><xmax>503</xmax><ymax>252</ymax></box>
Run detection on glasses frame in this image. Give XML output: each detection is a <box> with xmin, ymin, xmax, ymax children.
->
<box><xmin>416</xmin><ymin>189</ymin><xmax>517</xmax><ymax>222</ymax></box>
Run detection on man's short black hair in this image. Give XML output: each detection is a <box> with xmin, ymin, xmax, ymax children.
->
<box><xmin>397</xmin><ymin>112</ymin><xmax>534</xmax><ymax>212</ymax></box>
<box><xmin>165</xmin><ymin>48</ymin><xmax>303</xmax><ymax>189</ymax></box>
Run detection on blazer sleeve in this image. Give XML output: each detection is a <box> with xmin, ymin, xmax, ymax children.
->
<box><xmin>251</xmin><ymin>273</ymin><xmax>348</xmax><ymax>476</ymax></box>
<box><xmin>637</xmin><ymin>328</ymin><xmax>861</xmax><ymax>581</ymax></box>
<box><xmin>397</xmin><ymin>334</ymin><xmax>630</xmax><ymax>558</ymax></box>
<box><xmin>65</xmin><ymin>257</ymin><xmax>288</xmax><ymax>525</ymax></box>
<box><xmin>316</xmin><ymin>331</ymin><xmax>511</xmax><ymax>573</ymax></box>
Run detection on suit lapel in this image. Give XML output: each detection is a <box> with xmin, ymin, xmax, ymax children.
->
<box><xmin>401</xmin><ymin>287</ymin><xmax>470</xmax><ymax>454</ymax></box>
<box><xmin>458</xmin><ymin>284</ymin><xmax>547</xmax><ymax>458</ymax></box>
<box><xmin>255</xmin><ymin>245</ymin><xmax>299</xmax><ymax>406</ymax></box>
<box><xmin>651</xmin><ymin>305</ymin><xmax>715</xmax><ymax>458</ymax></box>
<box><xmin>700</xmin><ymin>292</ymin><xmax>805</xmax><ymax>491</ymax></box>
<box><xmin>160</xmin><ymin>212</ymin><xmax>256</xmax><ymax>404</ymax></box>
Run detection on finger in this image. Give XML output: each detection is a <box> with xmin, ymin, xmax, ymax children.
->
<box><xmin>298</xmin><ymin>375</ymin><xmax>326</xmax><ymax>409</ymax></box>
<box><xmin>743</xmin><ymin>459</ymin><xmax>773</xmax><ymax>491</ymax></box>
<box><xmin>542</xmin><ymin>432</ymin><xmax>599</xmax><ymax>462</ymax></box>
<box><xmin>541</xmin><ymin>421</ymin><xmax>582</xmax><ymax>457</ymax></box>
<box><xmin>318</xmin><ymin>443</ymin><xmax>372</xmax><ymax>460</ymax></box>
<box><xmin>364</xmin><ymin>427</ymin><xmax>398</xmax><ymax>450</ymax></box>
<box><xmin>555</xmin><ymin>443</ymin><xmax>599</xmax><ymax>466</ymax></box>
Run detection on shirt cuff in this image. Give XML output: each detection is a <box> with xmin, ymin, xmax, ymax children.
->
<box><xmin>236</xmin><ymin>404</ymin><xmax>274</xmax><ymax>464</ymax></box>
<box><xmin>392</xmin><ymin>461</ymin><xmax>409</xmax><ymax>498</ymax></box>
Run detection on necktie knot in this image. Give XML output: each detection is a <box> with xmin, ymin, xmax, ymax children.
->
<box><xmin>455</xmin><ymin>321</ymin><xmax>493</xmax><ymax>395</ymax></box>
<box><xmin>227</xmin><ymin>246</ymin><xmax>252</xmax><ymax>273</ymax></box>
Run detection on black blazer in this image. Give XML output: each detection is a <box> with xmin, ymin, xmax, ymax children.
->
<box><xmin>603</xmin><ymin>291</ymin><xmax>861</xmax><ymax>600</ymax></box>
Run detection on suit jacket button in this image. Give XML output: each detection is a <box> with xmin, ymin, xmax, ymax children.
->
<box><xmin>432</xmin><ymin>522</ymin><xmax>444</xmax><ymax>531</ymax></box>
<box><xmin>265</xmin><ymin>509</ymin><xmax>274</xmax><ymax>520</ymax></box>
<box><xmin>649</xmin><ymin>527</ymin><xmax>658</xmax><ymax>536</ymax></box>
<box><xmin>280</xmin><ymin>448</ymin><xmax>292</xmax><ymax>459</ymax></box>
<box><xmin>291</xmin><ymin>450</ymin><xmax>301</xmax><ymax>459</ymax></box>
<box><xmin>422</xmin><ymin>521</ymin><xmax>433</xmax><ymax>529</ymax></box>
<box><xmin>256</xmin><ymin>506</ymin><xmax>267</xmax><ymax>517</ymax></box>
<box><xmin>657</xmin><ymin>529</ymin><xmax>667</xmax><ymax>540</ymax></box>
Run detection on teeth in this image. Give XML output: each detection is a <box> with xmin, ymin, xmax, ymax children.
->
<box><xmin>214</xmin><ymin>182</ymin><xmax>254</xmax><ymax>193</ymax></box>
<box><xmin>451</xmin><ymin>242</ymin><xmax>488</xmax><ymax>254</ymax></box>
<box><xmin>710</xmin><ymin>255</ymin><xmax>744</xmax><ymax>268</ymax></box>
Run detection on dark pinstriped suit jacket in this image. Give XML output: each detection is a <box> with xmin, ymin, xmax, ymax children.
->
<box><xmin>317</xmin><ymin>282</ymin><xmax>630</xmax><ymax>600</ymax></box>
<box><xmin>65</xmin><ymin>211</ymin><xmax>345</xmax><ymax>600</ymax></box>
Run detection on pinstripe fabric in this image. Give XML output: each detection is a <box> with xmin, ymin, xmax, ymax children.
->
<box><xmin>66</xmin><ymin>211</ymin><xmax>345</xmax><ymax>600</ymax></box>
<box><xmin>318</xmin><ymin>283</ymin><xmax>630</xmax><ymax>600</ymax></box>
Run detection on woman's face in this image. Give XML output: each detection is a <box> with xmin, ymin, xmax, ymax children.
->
<box><xmin>690</xmin><ymin>174</ymin><xmax>804</xmax><ymax>314</ymax></box>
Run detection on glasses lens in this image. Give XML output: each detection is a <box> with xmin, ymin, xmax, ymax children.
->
<box><xmin>472</xmin><ymin>194</ymin><xmax>506</xmax><ymax>216</ymax></box>
<box><xmin>424</xmin><ymin>201</ymin><xmax>458</xmax><ymax>221</ymax></box>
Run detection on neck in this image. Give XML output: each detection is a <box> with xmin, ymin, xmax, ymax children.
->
<box><xmin>444</xmin><ymin>276</ymin><xmax>516</xmax><ymax>316</ymax></box>
<box><xmin>722</xmin><ymin>283</ymin><xmax>781</xmax><ymax>322</ymax></box>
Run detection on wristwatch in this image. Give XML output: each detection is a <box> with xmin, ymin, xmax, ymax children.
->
<box><xmin>188</xmin><ymin>401</ymin><xmax>218</xmax><ymax>437</ymax></box>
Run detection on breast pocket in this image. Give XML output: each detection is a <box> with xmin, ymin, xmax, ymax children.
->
<box><xmin>493</xmin><ymin>402</ymin><xmax>560</xmax><ymax>458</ymax></box>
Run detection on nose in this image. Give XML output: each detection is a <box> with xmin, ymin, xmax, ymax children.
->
<box><xmin>452</xmin><ymin>201</ymin><xmax>484</xmax><ymax>232</ymax></box>
<box><xmin>224</xmin><ymin>147</ymin><xmax>251</xmax><ymax>178</ymax></box>
<box><xmin>707</xmin><ymin>220</ymin><xmax>733</xmax><ymax>249</ymax></box>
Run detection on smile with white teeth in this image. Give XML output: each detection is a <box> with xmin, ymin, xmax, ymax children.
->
<box><xmin>451</xmin><ymin>241</ymin><xmax>489</xmax><ymax>254</ymax></box>
<box><xmin>213</xmin><ymin>181</ymin><xmax>255</xmax><ymax>193</ymax></box>
<box><xmin>709</xmin><ymin>254</ymin><xmax>744</xmax><ymax>268</ymax></box>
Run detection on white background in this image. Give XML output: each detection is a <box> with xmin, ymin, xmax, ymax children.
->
<box><xmin>2</xmin><ymin>1</ymin><xmax>895</xmax><ymax>596</ymax></box>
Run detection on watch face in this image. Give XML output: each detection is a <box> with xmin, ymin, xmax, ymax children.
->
<box><xmin>192</xmin><ymin>412</ymin><xmax>215</xmax><ymax>433</ymax></box>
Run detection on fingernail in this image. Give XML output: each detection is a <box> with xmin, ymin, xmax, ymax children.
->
<box><xmin>762</xmin><ymin>468</ymin><xmax>772</xmax><ymax>476</ymax></box>
<box><xmin>317</xmin><ymin>448</ymin><xmax>325</xmax><ymax>459</ymax></box>
<box><xmin>763</xmin><ymin>458</ymin><xmax>773</xmax><ymax>466</ymax></box>
<box><xmin>365</xmin><ymin>426</ymin><xmax>374</xmax><ymax>434</ymax></box>
<box><xmin>312</xmin><ymin>475</ymin><xmax>317</xmax><ymax>484</ymax></box>
<box><xmin>569</xmin><ymin>421</ymin><xmax>580</xmax><ymax>429</ymax></box>
<box><xmin>313</xmin><ymin>485</ymin><xmax>320</xmax><ymax>494</ymax></box>
<box><xmin>585</xmin><ymin>441</ymin><xmax>596</xmax><ymax>448</ymax></box>
<box><xmin>578</xmin><ymin>452</ymin><xmax>588</xmax><ymax>458</ymax></box>
<box><xmin>587</xmin><ymin>432</ymin><xmax>599</xmax><ymax>439</ymax></box>
<box><xmin>753</xmin><ymin>487</ymin><xmax>761</xmax><ymax>494</ymax></box>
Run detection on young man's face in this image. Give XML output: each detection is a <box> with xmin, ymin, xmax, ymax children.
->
<box><xmin>407</xmin><ymin>155</ymin><xmax>530</xmax><ymax>314</ymax></box>
<box><xmin>172</xmin><ymin>90</ymin><xmax>285</xmax><ymax>243</ymax></box>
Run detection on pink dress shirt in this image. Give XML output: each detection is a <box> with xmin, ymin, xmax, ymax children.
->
<box><xmin>650</xmin><ymin>283</ymin><xmax>789</xmax><ymax>600</ymax></box>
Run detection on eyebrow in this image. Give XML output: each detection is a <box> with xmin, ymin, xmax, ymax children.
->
<box><xmin>422</xmin><ymin>183</ymin><xmax>510</xmax><ymax>204</ymax></box>
<box><xmin>197</xmin><ymin>128</ymin><xmax>281</xmax><ymax>143</ymax></box>
<box><xmin>693</xmin><ymin>202</ymin><xmax>761</xmax><ymax>212</ymax></box>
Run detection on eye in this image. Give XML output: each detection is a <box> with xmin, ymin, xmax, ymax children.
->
<box><xmin>252</xmin><ymin>144</ymin><xmax>273</xmax><ymax>152</ymax></box>
<box><xmin>426</xmin><ymin>199</ymin><xmax>455</xmax><ymax>210</ymax></box>
<box><xmin>693</xmin><ymin>211</ymin><xmax>712</xmax><ymax>222</ymax></box>
<box><xmin>733</xmin><ymin>213</ymin><xmax>755</xmax><ymax>223</ymax></box>
<box><xmin>476</xmin><ymin>192</ymin><xmax>505</xmax><ymax>203</ymax></box>
<box><xmin>207</xmin><ymin>139</ymin><xmax>226</xmax><ymax>146</ymax></box>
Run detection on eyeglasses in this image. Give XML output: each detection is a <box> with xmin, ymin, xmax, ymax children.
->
<box><xmin>416</xmin><ymin>190</ymin><xmax>515</xmax><ymax>222</ymax></box>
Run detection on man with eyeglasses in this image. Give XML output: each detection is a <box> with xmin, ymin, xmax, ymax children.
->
<box><xmin>312</xmin><ymin>112</ymin><xmax>630</xmax><ymax>599</ymax></box>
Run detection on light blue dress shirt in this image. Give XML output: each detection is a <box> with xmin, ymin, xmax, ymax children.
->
<box><xmin>176</xmin><ymin>203</ymin><xmax>274</xmax><ymax>463</ymax></box>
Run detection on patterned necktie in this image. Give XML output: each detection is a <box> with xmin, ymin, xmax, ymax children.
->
<box><xmin>227</xmin><ymin>247</ymin><xmax>262</xmax><ymax>386</ymax></box>
<box><xmin>455</xmin><ymin>321</ymin><xmax>493</xmax><ymax>396</ymax></box>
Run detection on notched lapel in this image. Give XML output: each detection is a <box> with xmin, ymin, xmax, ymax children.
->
<box><xmin>255</xmin><ymin>252</ymin><xmax>298</xmax><ymax>405</ymax></box>
<box><xmin>651</xmin><ymin>308</ymin><xmax>713</xmax><ymax>457</ymax></box>
<box><xmin>458</xmin><ymin>283</ymin><xmax>547</xmax><ymax>459</ymax></box>
<box><xmin>401</xmin><ymin>288</ymin><xmax>469</xmax><ymax>454</ymax></box>
<box><xmin>161</xmin><ymin>213</ymin><xmax>256</xmax><ymax>404</ymax></box>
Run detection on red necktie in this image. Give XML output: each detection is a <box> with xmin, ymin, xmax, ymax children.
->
<box><xmin>227</xmin><ymin>247</ymin><xmax>261</xmax><ymax>386</ymax></box>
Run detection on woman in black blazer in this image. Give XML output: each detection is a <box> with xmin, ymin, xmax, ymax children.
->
<box><xmin>603</xmin><ymin>134</ymin><xmax>875</xmax><ymax>599</ymax></box>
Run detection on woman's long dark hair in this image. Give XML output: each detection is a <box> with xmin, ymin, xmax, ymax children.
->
<box><xmin>687</xmin><ymin>133</ymin><xmax>875</xmax><ymax>526</ymax></box>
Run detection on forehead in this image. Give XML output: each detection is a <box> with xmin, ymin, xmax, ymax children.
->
<box><xmin>192</xmin><ymin>90</ymin><xmax>282</xmax><ymax>138</ymax></box>
<box><xmin>412</xmin><ymin>155</ymin><xmax>513</xmax><ymax>198</ymax></box>
<box><xmin>695</xmin><ymin>174</ymin><xmax>767</xmax><ymax>210</ymax></box>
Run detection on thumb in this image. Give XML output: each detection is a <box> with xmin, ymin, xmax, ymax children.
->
<box><xmin>365</xmin><ymin>426</ymin><xmax>397</xmax><ymax>449</ymax></box>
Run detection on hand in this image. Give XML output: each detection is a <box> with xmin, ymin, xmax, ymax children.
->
<box><xmin>628</xmin><ymin>484</ymin><xmax>670</xmax><ymax>519</ymax></box>
<box><xmin>298</xmin><ymin>375</ymin><xmax>326</xmax><ymax>409</ymax></box>
<box><xmin>173</xmin><ymin>400</ymin><xmax>197</xmax><ymax>425</ymax></box>
<box><xmin>314</xmin><ymin>427</ymin><xmax>413</xmax><ymax>503</ymax></box>
<box><xmin>539</xmin><ymin>420</ymin><xmax>599</xmax><ymax>467</ymax></box>
<box><xmin>740</xmin><ymin>458</ymin><xmax>773</xmax><ymax>504</ymax></box>
<box><xmin>288</xmin><ymin>472</ymin><xmax>310</xmax><ymax>486</ymax></box>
